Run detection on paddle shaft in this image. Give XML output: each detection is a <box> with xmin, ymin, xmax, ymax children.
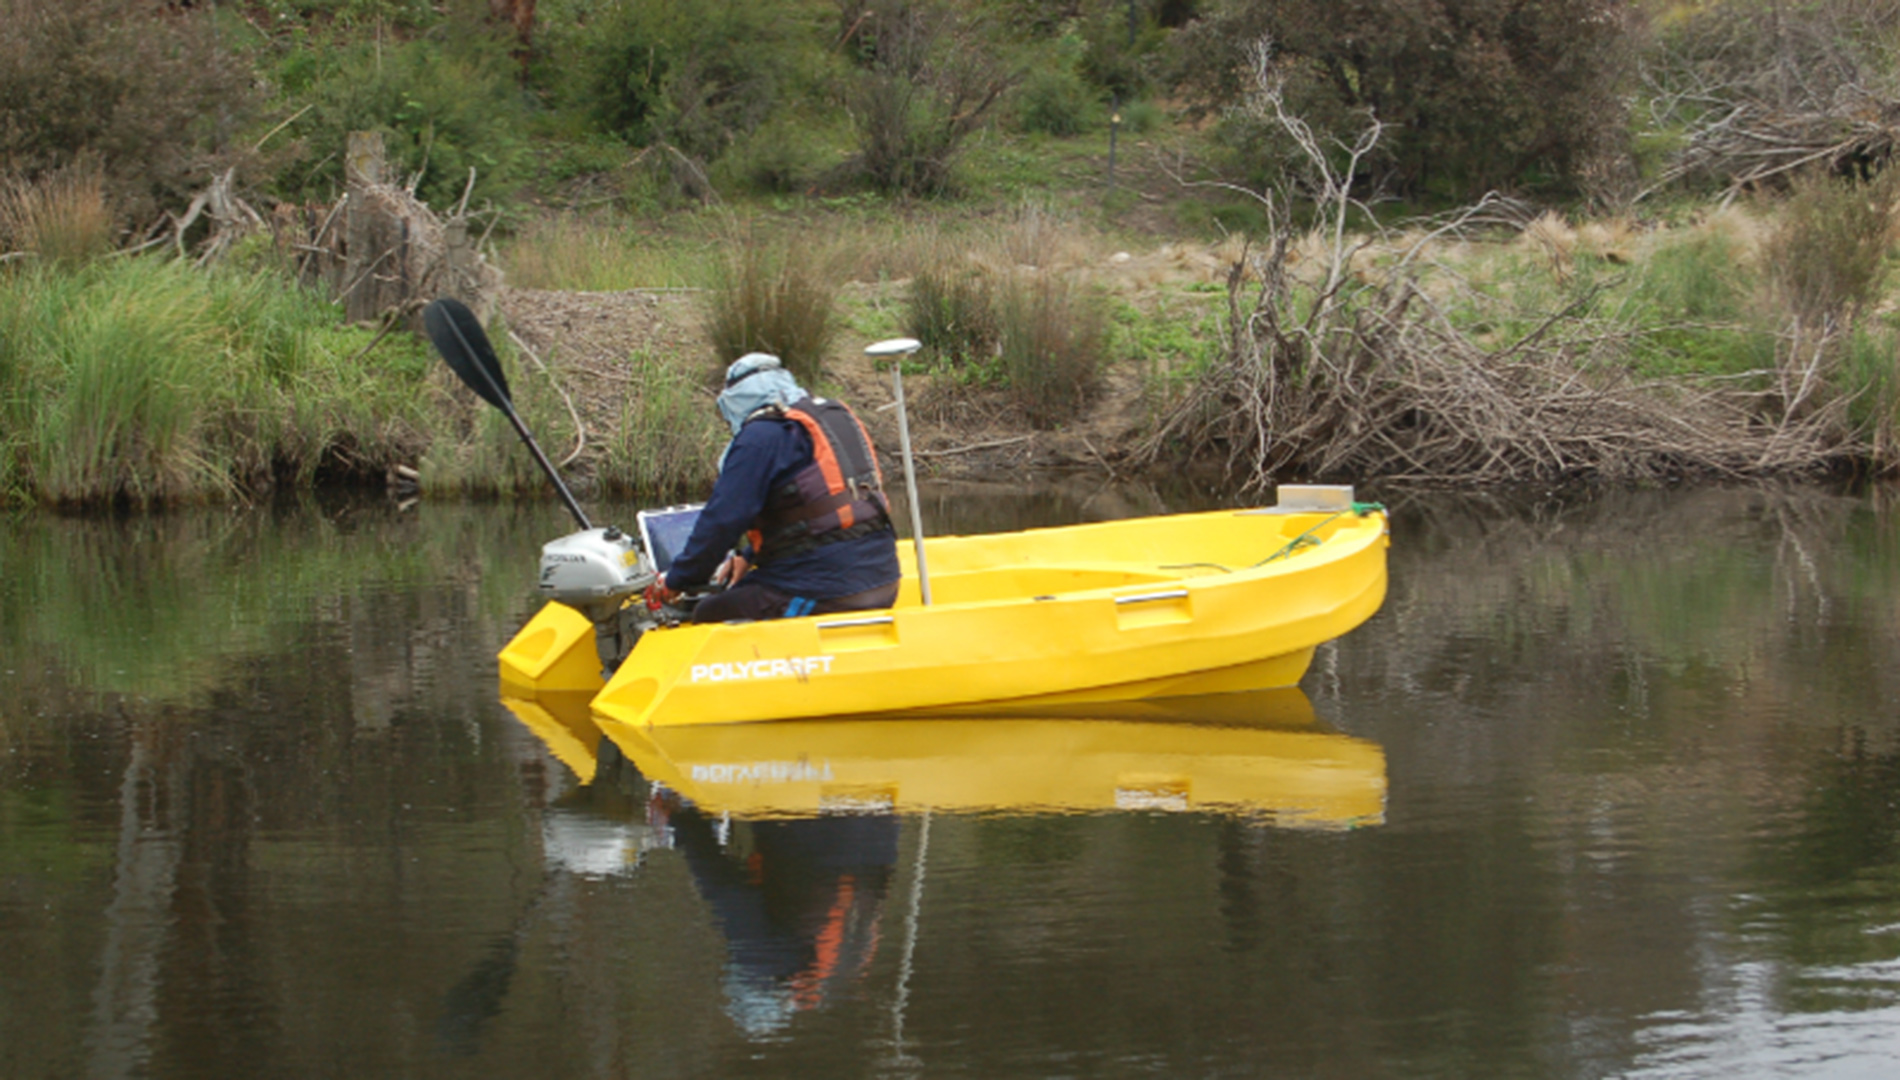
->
<box><xmin>430</xmin><ymin>301</ymin><xmax>592</xmax><ymax>531</ymax></box>
<box><xmin>496</xmin><ymin>397</ymin><xmax>593</xmax><ymax>532</ymax></box>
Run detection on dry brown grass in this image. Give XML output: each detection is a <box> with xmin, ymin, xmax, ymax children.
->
<box><xmin>1</xmin><ymin>165</ymin><xmax>115</xmax><ymax>267</ymax></box>
<box><xmin>703</xmin><ymin>230</ymin><xmax>839</xmax><ymax>384</ymax></box>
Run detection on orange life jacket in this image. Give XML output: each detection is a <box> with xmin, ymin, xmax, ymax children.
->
<box><xmin>747</xmin><ymin>397</ymin><xmax>891</xmax><ymax>564</ymax></box>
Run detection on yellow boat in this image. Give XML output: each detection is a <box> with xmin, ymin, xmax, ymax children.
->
<box><xmin>498</xmin><ymin>488</ymin><xmax>1389</xmax><ymax>728</ymax></box>
<box><xmin>502</xmin><ymin>688</ymin><xmax>1387</xmax><ymax>827</ymax></box>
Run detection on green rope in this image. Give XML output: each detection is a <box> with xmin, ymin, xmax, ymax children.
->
<box><xmin>1253</xmin><ymin>501</ymin><xmax>1387</xmax><ymax>567</ymax></box>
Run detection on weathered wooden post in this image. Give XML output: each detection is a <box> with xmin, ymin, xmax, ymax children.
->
<box><xmin>443</xmin><ymin>215</ymin><xmax>481</xmax><ymax>311</ymax></box>
<box><xmin>344</xmin><ymin>131</ymin><xmax>389</xmax><ymax>323</ymax></box>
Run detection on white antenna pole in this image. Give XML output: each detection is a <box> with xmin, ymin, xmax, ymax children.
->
<box><xmin>865</xmin><ymin>338</ymin><xmax>932</xmax><ymax>606</ymax></box>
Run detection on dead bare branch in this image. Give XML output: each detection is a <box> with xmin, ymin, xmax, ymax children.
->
<box><xmin>1138</xmin><ymin>38</ymin><xmax>1855</xmax><ymax>490</ymax></box>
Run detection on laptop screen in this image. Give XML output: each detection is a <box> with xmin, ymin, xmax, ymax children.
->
<box><xmin>636</xmin><ymin>504</ymin><xmax>704</xmax><ymax>575</ymax></box>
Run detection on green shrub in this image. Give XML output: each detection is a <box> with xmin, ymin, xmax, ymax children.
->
<box><xmin>848</xmin><ymin>0</ymin><xmax>1013</xmax><ymax>196</ymax></box>
<box><xmin>1116</xmin><ymin>98</ymin><xmax>1165</xmax><ymax>134</ymax></box>
<box><xmin>544</xmin><ymin>0</ymin><xmax>805</xmax><ymax>167</ymax></box>
<box><xmin>716</xmin><ymin>114</ymin><xmax>840</xmax><ymax>196</ymax></box>
<box><xmin>703</xmin><ymin>235</ymin><xmax>839</xmax><ymax>384</ymax></box>
<box><xmin>0</xmin><ymin>0</ymin><xmax>255</xmax><ymax>225</ymax></box>
<box><xmin>1764</xmin><ymin>169</ymin><xmax>1900</xmax><ymax>328</ymax></box>
<box><xmin>1173</xmin><ymin>0</ymin><xmax>1633</xmax><ymax>199</ymax></box>
<box><xmin>1013</xmin><ymin>63</ymin><xmax>1103</xmax><ymax>137</ymax></box>
<box><xmin>1079</xmin><ymin>0</ymin><xmax>1166</xmax><ymax>101</ymax></box>
<box><xmin>272</xmin><ymin>29</ymin><xmax>531</xmax><ymax>209</ymax></box>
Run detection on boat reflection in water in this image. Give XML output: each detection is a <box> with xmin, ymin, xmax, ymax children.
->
<box><xmin>499</xmin><ymin>689</ymin><xmax>1385</xmax><ymax>1035</ymax></box>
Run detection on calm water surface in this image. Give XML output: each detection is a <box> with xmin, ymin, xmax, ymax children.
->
<box><xmin>3</xmin><ymin>482</ymin><xmax>1899</xmax><ymax>1078</ymax></box>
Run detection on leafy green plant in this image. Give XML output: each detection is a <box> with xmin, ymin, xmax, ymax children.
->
<box><xmin>272</xmin><ymin>30</ymin><xmax>531</xmax><ymax>209</ymax></box>
<box><xmin>1109</xmin><ymin>293</ymin><xmax>1224</xmax><ymax>390</ymax></box>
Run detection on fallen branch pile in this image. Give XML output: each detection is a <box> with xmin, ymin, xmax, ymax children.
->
<box><xmin>1141</xmin><ymin>267</ymin><xmax>1851</xmax><ymax>489</ymax></box>
<box><xmin>1641</xmin><ymin>4</ymin><xmax>1900</xmax><ymax>195</ymax></box>
<box><xmin>1142</xmin><ymin>39</ymin><xmax>1857</xmax><ymax>492</ymax></box>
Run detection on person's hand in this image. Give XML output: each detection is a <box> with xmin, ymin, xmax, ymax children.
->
<box><xmin>712</xmin><ymin>553</ymin><xmax>749</xmax><ymax>587</ymax></box>
<box><xmin>644</xmin><ymin>580</ymin><xmax>680</xmax><ymax>609</ymax></box>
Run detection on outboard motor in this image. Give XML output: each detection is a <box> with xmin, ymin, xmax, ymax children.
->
<box><xmin>537</xmin><ymin>527</ymin><xmax>660</xmax><ymax>676</ymax></box>
<box><xmin>420</xmin><ymin>298</ymin><xmax>678</xmax><ymax>676</ymax></box>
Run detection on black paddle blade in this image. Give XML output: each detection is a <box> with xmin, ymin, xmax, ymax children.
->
<box><xmin>423</xmin><ymin>298</ymin><xmax>511</xmax><ymax>412</ymax></box>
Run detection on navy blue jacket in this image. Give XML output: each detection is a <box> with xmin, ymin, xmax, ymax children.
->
<box><xmin>664</xmin><ymin>414</ymin><xmax>900</xmax><ymax>600</ymax></box>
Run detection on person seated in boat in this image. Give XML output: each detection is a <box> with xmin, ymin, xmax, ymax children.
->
<box><xmin>644</xmin><ymin>353</ymin><xmax>900</xmax><ymax>623</ymax></box>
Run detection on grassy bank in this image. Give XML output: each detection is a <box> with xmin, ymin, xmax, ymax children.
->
<box><xmin>9</xmin><ymin>184</ymin><xmax>1900</xmax><ymax>508</ymax></box>
<box><xmin>0</xmin><ymin>258</ymin><xmax>437</xmax><ymax>505</ymax></box>
<box><xmin>0</xmin><ymin>246</ymin><xmax>714</xmax><ymax>507</ymax></box>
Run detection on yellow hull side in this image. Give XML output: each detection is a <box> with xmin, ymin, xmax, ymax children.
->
<box><xmin>501</xmin><ymin>507</ymin><xmax>1389</xmax><ymax>727</ymax></box>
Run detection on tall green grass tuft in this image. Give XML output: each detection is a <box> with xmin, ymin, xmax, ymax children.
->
<box><xmin>1840</xmin><ymin>322</ymin><xmax>1900</xmax><ymax>464</ymax></box>
<box><xmin>906</xmin><ymin>266</ymin><xmax>998</xmax><ymax>372</ymax></box>
<box><xmin>595</xmin><ymin>350</ymin><xmax>722</xmax><ymax>497</ymax></box>
<box><xmin>897</xmin><ymin>216</ymin><xmax>1110</xmax><ymax>425</ymax></box>
<box><xmin>0</xmin><ymin>257</ymin><xmax>432</xmax><ymax>506</ymax></box>
<box><xmin>703</xmin><ymin>234</ymin><xmax>838</xmax><ymax>384</ymax></box>
<box><xmin>414</xmin><ymin>324</ymin><xmax>577</xmax><ymax>498</ymax></box>
<box><xmin>994</xmin><ymin>272</ymin><xmax>1107</xmax><ymax>427</ymax></box>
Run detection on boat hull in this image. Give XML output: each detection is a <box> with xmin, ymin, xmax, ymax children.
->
<box><xmin>502</xmin><ymin>506</ymin><xmax>1389</xmax><ymax>727</ymax></box>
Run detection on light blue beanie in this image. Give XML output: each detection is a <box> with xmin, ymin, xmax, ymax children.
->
<box><xmin>715</xmin><ymin>353</ymin><xmax>806</xmax><ymax>436</ymax></box>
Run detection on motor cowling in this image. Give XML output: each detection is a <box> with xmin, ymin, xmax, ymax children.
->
<box><xmin>538</xmin><ymin>527</ymin><xmax>656</xmax><ymax>619</ymax></box>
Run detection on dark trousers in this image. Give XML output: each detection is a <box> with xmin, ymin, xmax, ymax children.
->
<box><xmin>690</xmin><ymin>580</ymin><xmax>899</xmax><ymax>624</ymax></box>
